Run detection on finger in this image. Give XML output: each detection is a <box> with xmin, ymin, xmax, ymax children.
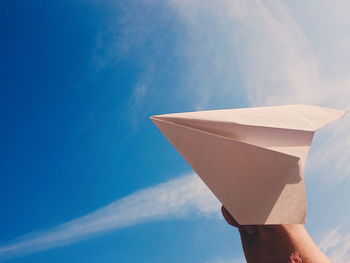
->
<box><xmin>221</xmin><ymin>205</ymin><xmax>258</xmax><ymax>235</ymax></box>
<box><xmin>221</xmin><ymin>205</ymin><xmax>240</xmax><ymax>227</ymax></box>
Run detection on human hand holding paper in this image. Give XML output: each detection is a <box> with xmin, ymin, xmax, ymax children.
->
<box><xmin>150</xmin><ymin>104</ymin><xmax>347</xmax><ymax>225</ymax></box>
<box><xmin>221</xmin><ymin>205</ymin><xmax>332</xmax><ymax>263</ymax></box>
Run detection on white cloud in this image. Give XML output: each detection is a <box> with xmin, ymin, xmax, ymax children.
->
<box><xmin>319</xmin><ymin>225</ymin><xmax>350</xmax><ymax>263</ymax></box>
<box><xmin>167</xmin><ymin>0</ymin><xmax>350</xmax><ymax>107</ymax></box>
<box><xmin>0</xmin><ymin>173</ymin><xmax>219</xmax><ymax>261</ymax></box>
<box><xmin>131</xmin><ymin>83</ymin><xmax>147</xmax><ymax>105</ymax></box>
<box><xmin>129</xmin><ymin>77</ymin><xmax>151</xmax><ymax>128</ymax></box>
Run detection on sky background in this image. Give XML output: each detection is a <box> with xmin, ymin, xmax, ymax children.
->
<box><xmin>1</xmin><ymin>0</ymin><xmax>350</xmax><ymax>262</ymax></box>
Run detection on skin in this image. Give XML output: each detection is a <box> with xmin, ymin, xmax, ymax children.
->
<box><xmin>221</xmin><ymin>206</ymin><xmax>332</xmax><ymax>263</ymax></box>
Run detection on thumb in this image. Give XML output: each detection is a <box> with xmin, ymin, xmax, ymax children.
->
<box><xmin>221</xmin><ymin>205</ymin><xmax>240</xmax><ymax>227</ymax></box>
<box><xmin>221</xmin><ymin>205</ymin><xmax>257</xmax><ymax>235</ymax></box>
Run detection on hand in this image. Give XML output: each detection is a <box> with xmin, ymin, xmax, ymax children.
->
<box><xmin>221</xmin><ymin>205</ymin><xmax>332</xmax><ymax>263</ymax></box>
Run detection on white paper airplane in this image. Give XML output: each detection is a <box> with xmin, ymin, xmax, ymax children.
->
<box><xmin>150</xmin><ymin>104</ymin><xmax>347</xmax><ymax>225</ymax></box>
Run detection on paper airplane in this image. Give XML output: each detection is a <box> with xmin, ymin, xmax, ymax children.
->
<box><xmin>150</xmin><ymin>104</ymin><xmax>347</xmax><ymax>225</ymax></box>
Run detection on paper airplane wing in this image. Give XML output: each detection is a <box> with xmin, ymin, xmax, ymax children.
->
<box><xmin>150</xmin><ymin>104</ymin><xmax>347</xmax><ymax>225</ymax></box>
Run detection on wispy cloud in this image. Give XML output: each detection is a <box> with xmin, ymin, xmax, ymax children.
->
<box><xmin>319</xmin><ymin>224</ymin><xmax>350</xmax><ymax>263</ymax></box>
<box><xmin>0</xmin><ymin>173</ymin><xmax>219</xmax><ymax>261</ymax></box>
<box><xmin>128</xmin><ymin>73</ymin><xmax>152</xmax><ymax>129</ymax></box>
<box><xmin>167</xmin><ymin>0</ymin><xmax>350</xmax><ymax>107</ymax></box>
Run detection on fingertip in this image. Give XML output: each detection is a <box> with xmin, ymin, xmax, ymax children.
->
<box><xmin>221</xmin><ymin>205</ymin><xmax>240</xmax><ymax>228</ymax></box>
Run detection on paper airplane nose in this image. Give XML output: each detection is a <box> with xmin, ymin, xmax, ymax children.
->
<box><xmin>150</xmin><ymin>104</ymin><xmax>347</xmax><ymax>225</ymax></box>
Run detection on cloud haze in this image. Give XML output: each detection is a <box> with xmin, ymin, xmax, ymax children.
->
<box><xmin>319</xmin><ymin>224</ymin><xmax>350</xmax><ymax>263</ymax></box>
<box><xmin>0</xmin><ymin>174</ymin><xmax>219</xmax><ymax>261</ymax></box>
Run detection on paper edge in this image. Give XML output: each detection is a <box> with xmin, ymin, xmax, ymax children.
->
<box><xmin>150</xmin><ymin>104</ymin><xmax>348</xmax><ymax>132</ymax></box>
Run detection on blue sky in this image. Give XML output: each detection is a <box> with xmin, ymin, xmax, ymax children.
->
<box><xmin>1</xmin><ymin>0</ymin><xmax>350</xmax><ymax>262</ymax></box>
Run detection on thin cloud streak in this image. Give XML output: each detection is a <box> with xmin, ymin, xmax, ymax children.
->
<box><xmin>319</xmin><ymin>225</ymin><xmax>350</xmax><ymax>263</ymax></box>
<box><xmin>0</xmin><ymin>174</ymin><xmax>219</xmax><ymax>261</ymax></box>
